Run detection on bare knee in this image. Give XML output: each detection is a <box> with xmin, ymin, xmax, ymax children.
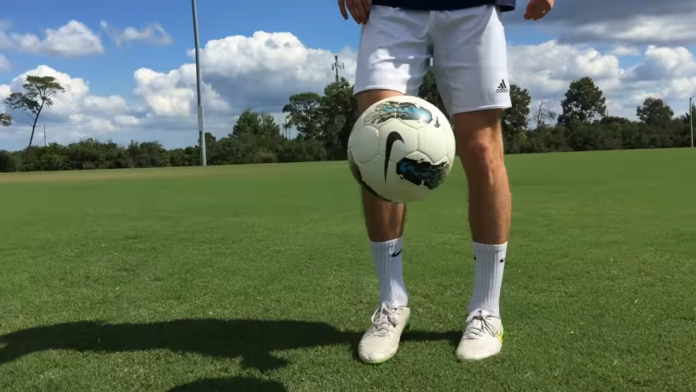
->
<box><xmin>462</xmin><ymin>140</ymin><xmax>502</xmax><ymax>169</ymax></box>
<box><xmin>454</xmin><ymin>109</ymin><xmax>506</xmax><ymax>178</ymax></box>
<box><xmin>356</xmin><ymin>89</ymin><xmax>404</xmax><ymax>114</ymax></box>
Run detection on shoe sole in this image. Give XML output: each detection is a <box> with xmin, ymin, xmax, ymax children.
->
<box><xmin>360</xmin><ymin>314</ymin><xmax>411</xmax><ymax>365</ymax></box>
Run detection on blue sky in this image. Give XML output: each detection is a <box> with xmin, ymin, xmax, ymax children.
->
<box><xmin>1</xmin><ymin>0</ymin><xmax>695</xmax><ymax>150</ymax></box>
<box><xmin>5</xmin><ymin>0</ymin><xmax>363</xmax><ymax>96</ymax></box>
<box><xmin>4</xmin><ymin>0</ymin><xmax>562</xmax><ymax>95</ymax></box>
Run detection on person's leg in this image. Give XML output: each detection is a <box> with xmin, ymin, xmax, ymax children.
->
<box><xmin>432</xmin><ymin>4</ymin><xmax>511</xmax><ymax>361</ymax></box>
<box><xmin>358</xmin><ymin>114</ymin><xmax>408</xmax><ymax>308</ymax></box>
<box><xmin>458</xmin><ymin>109</ymin><xmax>510</xmax><ymax>310</ymax></box>
<box><xmin>350</xmin><ymin>5</ymin><xmax>431</xmax><ymax>364</ymax></box>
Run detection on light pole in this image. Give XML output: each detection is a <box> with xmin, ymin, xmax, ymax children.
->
<box><xmin>192</xmin><ymin>0</ymin><xmax>207</xmax><ymax>166</ymax></box>
<box><xmin>690</xmin><ymin>95</ymin><xmax>695</xmax><ymax>148</ymax></box>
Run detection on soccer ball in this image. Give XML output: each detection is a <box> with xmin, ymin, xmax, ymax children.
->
<box><xmin>347</xmin><ymin>96</ymin><xmax>456</xmax><ymax>203</ymax></box>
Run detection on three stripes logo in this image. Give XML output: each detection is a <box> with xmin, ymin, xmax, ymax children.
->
<box><xmin>496</xmin><ymin>80</ymin><xmax>509</xmax><ymax>94</ymax></box>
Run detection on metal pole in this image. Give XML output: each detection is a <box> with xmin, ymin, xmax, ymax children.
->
<box><xmin>192</xmin><ymin>0</ymin><xmax>207</xmax><ymax>166</ymax></box>
<box><xmin>43</xmin><ymin>123</ymin><xmax>46</xmax><ymax>147</ymax></box>
<box><xmin>688</xmin><ymin>96</ymin><xmax>694</xmax><ymax>149</ymax></box>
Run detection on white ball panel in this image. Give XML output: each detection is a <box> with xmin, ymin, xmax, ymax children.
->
<box><xmin>347</xmin><ymin>124</ymin><xmax>380</xmax><ymax>164</ymax></box>
<box><xmin>416</xmin><ymin>118</ymin><xmax>454</xmax><ymax>164</ymax></box>
<box><xmin>445</xmin><ymin>133</ymin><xmax>456</xmax><ymax>163</ymax></box>
<box><xmin>418</xmin><ymin>126</ymin><xmax>447</xmax><ymax>163</ymax></box>
<box><xmin>355</xmin><ymin>154</ymin><xmax>391</xmax><ymax>200</ymax></box>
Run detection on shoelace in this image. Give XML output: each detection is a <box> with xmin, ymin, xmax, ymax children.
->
<box><xmin>370</xmin><ymin>302</ymin><xmax>398</xmax><ymax>337</ymax></box>
<box><xmin>463</xmin><ymin>310</ymin><xmax>499</xmax><ymax>340</ymax></box>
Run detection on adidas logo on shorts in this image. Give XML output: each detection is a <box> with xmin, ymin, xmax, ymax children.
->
<box><xmin>496</xmin><ymin>80</ymin><xmax>509</xmax><ymax>94</ymax></box>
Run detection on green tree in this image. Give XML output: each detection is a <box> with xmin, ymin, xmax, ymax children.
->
<box><xmin>282</xmin><ymin>92</ymin><xmax>324</xmax><ymax>139</ymax></box>
<box><xmin>4</xmin><ymin>75</ymin><xmax>65</xmax><ymax>163</ymax></box>
<box><xmin>418</xmin><ymin>68</ymin><xmax>448</xmax><ymax>119</ymax></box>
<box><xmin>320</xmin><ymin>77</ymin><xmax>357</xmax><ymax>159</ymax></box>
<box><xmin>0</xmin><ymin>112</ymin><xmax>11</xmax><ymax>126</ymax></box>
<box><xmin>205</xmin><ymin>132</ymin><xmax>216</xmax><ymax>154</ymax></box>
<box><xmin>637</xmin><ymin>97</ymin><xmax>674</xmax><ymax>126</ymax></box>
<box><xmin>230</xmin><ymin>109</ymin><xmax>284</xmax><ymax>164</ymax></box>
<box><xmin>127</xmin><ymin>141</ymin><xmax>170</xmax><ymax>168</ymax></box>
<box><xmin>566</xmin><ymin>120</ymin><xmax>621</xmax><ymax>151</ymax></box>
<box><xmin>281</xmin><ymin>79</ymin><xmax>357</xmax><ymax>160</ymax></box>
<box><xmin>557</xmin><ymin>77</ymin><xmax>607</xmax><ymax>126</ymax></box>
<box><xmin>233</xmin><ymin>109</ymin><xmax>281</xmax><ymax>138</ymax></box>
<box><xmin>501</xmin><ymin>84</ymin><xmax>531</xmax><ymax>147</ymax></box>
<box><xmin>0</xmin><ymin>150</ymin><xmax>18</xmax><ymax>172</ymax></box>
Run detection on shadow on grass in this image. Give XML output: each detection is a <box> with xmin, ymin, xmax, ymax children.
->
<box><xmin>0</xmin><ymin>319</ymin><xmax>458</xmax><ymax>373</ymax></box>
<box><xmin>169</xmin><ymin>376</ymin><xmax>287</xmax><ymax>391</ymax></box>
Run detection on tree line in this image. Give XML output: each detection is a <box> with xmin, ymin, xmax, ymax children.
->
<box><xmin>0</xmin><ymin>72</ymin><xmax>693</xmax><ymax>172</ymax></box>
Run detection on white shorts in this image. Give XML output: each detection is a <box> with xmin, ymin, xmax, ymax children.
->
<box><xmin>354</xmin><ymin>5</ymin><xmax>511</xmax><ymax>116</ymax></box>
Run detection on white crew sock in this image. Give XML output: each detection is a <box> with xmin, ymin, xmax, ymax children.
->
<box><xmin>370</xmin><ymin>237</ymin><xmax>408</xmax><ymax>308</ymax></box>
<box><xmin>467</xmin><ymin>242</ymin><xmax>507</xmax><ymax>318</ymax></box>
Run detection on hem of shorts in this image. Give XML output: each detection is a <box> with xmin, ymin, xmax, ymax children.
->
<box><xmin>450</xmin><ymin>104</ymin><xmax>512</xmax><ymax>114</ymax></box>
<box><xmin>372</xmin><ymin>0</ymin><xmax>513</xmax><ymax>12</ymax></box>
<box><xmin>352</xmin><ymin>85</ymin><xmax>408</xmax><ymax>96</ymax></box>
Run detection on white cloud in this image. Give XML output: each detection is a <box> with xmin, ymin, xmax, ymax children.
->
<box><xmin>82</xmin><ymin>95</ymin><xmax>131</xmax><ymax>116</ymax></box>
<box><xmin>0</xmin><ymin>65</ymin><xmax>134</xmax><ymax>143</ymax></box>
<box><xmin>114</xmin><ymin>115</ymin><xmax>141</xmax><ymax>126</ymax></box>
<box><xmin>0</xmin><ymin>54</ymin><xmax>9</xmax><ymax>71</ymax></box>
<box><xmin>8</xmin><ymin>65</ymin><xmax>90</xmax><ymax>116</ymax></box>
<box><xmin>7</xmin><ymin>20</ymin><xmax>103</xmax><ymax>57</ymax></box>
<box><xmin>624</xmin><ymin>46</ymin><xmax>696</xmax><ymax>82</ymax></box>
<box><xmin>509</xmin><ymin>41</ymin><xmax>696</xmax><ymax>119</ymax></box>
<box><xmin>0</xmin><ymin>31</ymin><xmax>353</xmax><ymax>148</ymax></box>
<box><xmin>0</xmin><ymin>83</ymin><xmax>10</xmax><ymax>112</ymax></box>
<box><xmin>190</xmin><ymin>31</ymin><xmax>357</xmax><ymax>111</ymax></box>
<box><xmin>0</xmin><ymin>20</ymin><xmax>102</xmax><ymax>57</ymax></box>
<box><xmin>527</xmin><ymin>0</ymin><xmax>696</xmax><ymax>46</ymax></box>
<box><xmin>0</xmin><ymin>20</ymin><xmax>12</xmax><ymax>49</ymax></box>
<box><xmin>128</xmin><ymin>30</ymin><xmax>356</xmax><ymax>130</ymax></box>
<box><xmin>2</xmin><ymin>31</ymin><xmax>696</xmax><ymax>150</ymax></box>
<box><xmin>611</xmin><ymin>46</ymin><xmax>640</xmax><ymax>56</ymax></box>
<box><xmin>552</xmin><ymin>13</ymin><xmax>696</xmax><ymax>46</ymax></box>
<box><xmin>508</xmin><ymin>41</ymin><xmax>623</xmax><ymax>98</ymax></box>
<box><xmin>100</xmin><ymin>21</ymin><xmax>173</xmax><ymax>47</ymax></box>
<box><xmin>133</xmin><ymin>65</ymin><xmax>229</xmax><ymax>117</ymax></box>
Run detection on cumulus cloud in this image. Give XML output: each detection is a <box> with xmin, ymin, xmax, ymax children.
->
<box><xmin>0</xmin><ymin>83</ymin><xmax>10</xmax><ymax>111</ymax></box>
<box><xmin>0</xmin><ymin>63</ymin><xmax>231</xmax><ymax>146</ymax></box>
<box><xmin>508</xmin><ymin>41</ymin><xmax>696</xmax><ymax>119</ymax></box>
<box><xmin>0</xmin><ymin>31</ymin><xmax>355</xmax><ymax>147</ymax></box>
<box><xmin>0</xmin><ymin>54</ymin><xmax>10</xmax><ymax>71</ymax></box>
<box><xmin>508</xmin><ymin>41</ymin><xmax>623</xmax><ymax>98</ymax></box>
<box><xmin>0</xmin><ymin>21</ymin><xmax>12</xmax><ymax>49</ymax></box>
<box><xmin>127</xmin><ymin>30</ymin><xmax>357</xmax><ymax>125</ymax></box>
<box><xmin>192</xmin><ymin>31</ymin><xmax>357</xmax><ymax>112</ymax></box>
<box><xmin>508</xmin><ymin>0</ymin><xmax>696</xmax><ymax>46</ymax></box>
<box><xmin>1</xmin><ymin>30</ymin><xmax>696</xmax><ymax>149</ymax></box>
<box><xmin>624</xmin><ymin>47</ymin><xmax>696</xmax><ymax>82</ymax></box>
<box><xmin>553</xmin><ymin>14</ymin><xmax>696</xmax><ymax>46</ymax></box>
<box><xmin>611</xmin><ymin>46</ymin><xmax>640</xmax><ymax>57</ymax></box>
<box><xmin>0</xmin><ymin>20</ymin><xmax>103</xmax><ymax>57</ymax></box>
<box><xmin>133</xmin><ymin>65</ymin><xmax>229</xmax><ymax>117</ymax></box>
<box><xmin>100</xmin><ymin>21</ymin><xmax>173</xmax><ymax>47</ymax></box>
<box><xmin>0</xmin><ymin>65</ymin><xmax>137</xmax><ymax>142</ymax></box>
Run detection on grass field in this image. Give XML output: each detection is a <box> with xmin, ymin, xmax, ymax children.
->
<box><xmin>1</xmin><ymin>149</ymin><xmax>695</xmax><ymax>391</ymax></box>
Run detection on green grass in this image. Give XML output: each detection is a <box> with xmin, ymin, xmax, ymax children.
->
<box><xmin>1</xmin><ymin>149</ymin><xmax>695</xmax><ymax>391</ymax></box>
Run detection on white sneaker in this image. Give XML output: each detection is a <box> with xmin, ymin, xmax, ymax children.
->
<box><xmin>358</xmin><ymin>302</ymin><xmax>411</xmax><ymax>364</ymax></box>
<box><xmin>456</xmin><ymin>309</ymin><xmax>504</xmax><ymax>361</ymax></box>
